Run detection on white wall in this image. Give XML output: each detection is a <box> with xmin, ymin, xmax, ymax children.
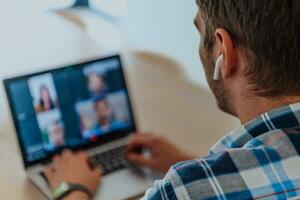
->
<box><xmin>122</xmin><ymin>0</ymin><xmax>208</xmax><ymax>88</ymax></box>
<box><xmin>0</xmin><ymin>0</ymin><xmax>208</xmax><ymax>88</ymax></box>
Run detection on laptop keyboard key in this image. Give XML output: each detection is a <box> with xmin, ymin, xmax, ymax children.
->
<box><xmin>90</xmin><ymin>146</ymin><xmax>128</xmax><ymax>175</ymax></box>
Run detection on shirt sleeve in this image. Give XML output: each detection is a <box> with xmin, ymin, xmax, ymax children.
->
<box><xmin>141</xmin><ymin>151</ymin><xmax>251</xmax><ymax>200</ymax></box>
<box><xmin>141</xmin><ymin>169</ymin><xmax>179</xmax><ymax>200</ymax></box>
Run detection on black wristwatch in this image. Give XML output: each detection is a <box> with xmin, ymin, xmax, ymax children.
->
<box><xmin>52</xmin><ymin>182</ymin><xmax>93</xmax><ymax>200</ymax></box>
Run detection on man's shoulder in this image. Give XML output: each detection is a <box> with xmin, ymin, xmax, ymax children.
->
<box><xmin>172</xmin><ymin>128</ymin><xmax>300</xmax><ymax>183</ymax></box>
<box><xmin>143</xmin><ymin>129</ymin><xmax>300</xmax><ymax>200</ymax></box>
<box><xmin>172</xmin><ymin>151</ymin><xmax>238</xmax><ymax>181</ymax></box>
<box><xmin>169</xmin><ymin>151</ymin><xmax>254</xmax><ymax>199</ymax></box>
<box><xmin>143</xmin><ymin>151</ymin><xmax>253</xmax><ymax>200</ymax></box>
<box><xmin>168</xmin><ymin>130</ymin><xmax>300</xmax><ymax>199</ymax></box>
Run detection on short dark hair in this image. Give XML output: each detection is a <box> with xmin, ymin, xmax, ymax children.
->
<box><xmin>197</xmin><ymin>0</ymin><xmax>300</xmax><ymax>97</ymax></box>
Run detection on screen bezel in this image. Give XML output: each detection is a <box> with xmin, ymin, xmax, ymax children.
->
<box><xmin>3</xmin><ymin>55</ymin><xmax>137</xmax><ymax>168</ymax></box>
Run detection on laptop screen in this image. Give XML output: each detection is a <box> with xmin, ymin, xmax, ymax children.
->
<box><xmin>4</xmin><ymin>55</ymin><xmax>136</xmax><ymax>167</ymax></box>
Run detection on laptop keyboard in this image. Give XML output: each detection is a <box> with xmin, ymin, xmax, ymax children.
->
<box><xmin>90</xmin><ymin>145</ymin><xmax>128</xmax><ymax>175</ymax></box>
<box><xmin>39</xmin><ymin>145</ymin><xmax>129</xmax><ymax>184</ymax></box>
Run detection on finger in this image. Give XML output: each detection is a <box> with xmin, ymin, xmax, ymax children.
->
<box><xmin>127</xmin><ymin>153</ymin><xmax>153</xmax><ymax>168</ymax></box>
<box><xmin>76</xmin><ymin>151</ymin><xmax>89</xmax><ymax>158</ymax></box>
<box><xmin>93</xmin><ymin>168</ymin><xmax>102</xmax><ymax>178</ymax></box>
<box><xmin>126</xmin><ymin>134</ymin><xmax>156</xmax><ymax>152</ymax></box>
<box><xmin>77</xmin><ymin>151</ymin><xmax>89</xmax><ymax>160</ymax></box>
<box><xmin>43</xmin><ymin>166</ymin><xmax>54</xmax><ymax>178</ymax></box>
<box><xmin>75</xmin><ymin>152</ymin><xmax>92</xmax><ymax>170</ymax></box>
<box><xmin>62</xmin><ymin>149</ymin><xmax>73</xmax><ymax>157</ymax></box>
<box><xmin>43</xmin><ymin>166</ymin><xmax>55</xmax><ymax>184</ymax></box>
<box><xmin>61</xmin><ymin>149</ymin><xmax>73</xmax><ymax>160</ymax></box>
<box><xmin>52</xmin><ymin>155</ymin><xmax>61</xmax><ymax>167</ymax></box>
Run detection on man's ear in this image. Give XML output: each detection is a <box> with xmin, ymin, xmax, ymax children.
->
<box><xmin>214</xmin><ymin>28</ymin><xmax>238</xmax><ymax>80</ymax></box>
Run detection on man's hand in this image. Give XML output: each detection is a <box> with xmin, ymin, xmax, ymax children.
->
<box><xmin>44</xmin><ymin>150</ymin><xmax>101</xmax><ymax>200</ymax></box>
<box><xmin>126</xmin><ymin>134</ymin><xmax>194</xmax><ymax>173</ymax></box>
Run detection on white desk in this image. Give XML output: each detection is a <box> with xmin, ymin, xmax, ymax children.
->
<box><xmin>0</xmin><ymin>6</ymin><xmax>239</xmax><ymax>200</ymax></box>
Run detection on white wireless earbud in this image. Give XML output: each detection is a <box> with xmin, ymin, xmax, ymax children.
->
<box><xmin>213</xmin><ymin>55</ymin><xmax>223</xmax><ymax>80</ymax></box>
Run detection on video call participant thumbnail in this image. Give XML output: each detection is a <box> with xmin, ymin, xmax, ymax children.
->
<box><xmin>36</xmin><ymin>85</ymin><xmax>56</xmax><ymax>113</ymax></box>
<box><xmin>47</xmin><ymin>121</ymin><xmax>65</xmax><ymax>147</ymax></box>
<box><xmin>83</xmin><ymin>96</ymin><xmax>127</xmax><ymax>139</ymax></box>
<box><xmin>87</xmin><ymin>72</ymin><xmax>108</xmax><ymax>98</ymax></box>
<box><xmin>28</xmin><ymin>73</ymin><xmax>59</xmax><ymax>114</ymax></box>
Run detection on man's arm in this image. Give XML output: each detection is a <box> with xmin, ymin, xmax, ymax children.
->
<box><xmin>43</xmin><ymin>133</ymin><xmax>193</xmax><ymax>199</ymax></box>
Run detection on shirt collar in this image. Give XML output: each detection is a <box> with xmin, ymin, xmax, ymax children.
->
<box><xmin>210</xmin><ymin>102</ymin><xmax>300</xmax><ymax>154</ymax></box>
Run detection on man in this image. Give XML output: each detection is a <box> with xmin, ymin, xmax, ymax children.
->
<box><xmin>44</xmin><ymin>0</ymin><xmax>300</xmax><ymax>199</ymax></box>
<box><xmin>47</xmin><ymin>121</ymin><xmax>65</xmax><ymax>148</ymax></box>
<box><xmin>83</xmin><ymin>97</ymin><xmax>127</xmax><ymax>138</ymax></box>
<box><xmin>87</xmin><ymin>72</ymin><xmax>108</xmax><ymax>98</ymax></box>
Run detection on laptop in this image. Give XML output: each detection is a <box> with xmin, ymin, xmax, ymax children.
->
<box><xmin>3</xmin><ymin>55</ymin><xmax>156</xmax><ymax>200</ymax></box>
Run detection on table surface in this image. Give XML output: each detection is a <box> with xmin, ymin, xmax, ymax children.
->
<box><xmin>0</xmin><ymin>8</ymin><xmax>239</xmax><ymax>200</ymax></box>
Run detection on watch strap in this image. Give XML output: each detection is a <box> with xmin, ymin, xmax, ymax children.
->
<box><xmin>52</xmin><ymin>182</ymin><xmax>93</xmax><ymax>200</ymax></box>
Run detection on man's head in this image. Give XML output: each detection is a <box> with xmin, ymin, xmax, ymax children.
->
<box><xmin>48</xmin><ymin>121</ymin><xmax>64</xmax><ymax>146</ymax></box>
<box><xmin>88</xmin><ymin>72</ymin><xmax>106</xmax><ymax>93</ymax></box>
<box><xmin>195</xmin><ymin>0</ymin><xmax>300</xmax><ymax>116</ymax></box>
<box><xmin>93</xmin><ymin>98</ymin><xmax>112</xmax><ymax>126</ymax></box>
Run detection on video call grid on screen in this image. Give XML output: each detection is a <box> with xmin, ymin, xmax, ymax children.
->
<box><xmin>4</xmin><ymin>55</ymin><xmax>136</xmax><ymax>167</ymax></box>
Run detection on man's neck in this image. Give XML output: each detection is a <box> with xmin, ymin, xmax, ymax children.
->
<box><xmin>235</xmin><ymin>95</ymin><xmax>300</xmax><ymax>124</ymax></box>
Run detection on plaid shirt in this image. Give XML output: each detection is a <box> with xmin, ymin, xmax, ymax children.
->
<box><xmin>142</xmin><ymin>103</ymin><xmax>300</xmax><ymax>200</ymax></box>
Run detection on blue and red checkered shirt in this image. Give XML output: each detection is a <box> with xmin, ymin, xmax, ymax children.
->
<box><xmin>142</xmin><ymin>103</ymin><xmax>300</xmax><ymax>200</ymax></box>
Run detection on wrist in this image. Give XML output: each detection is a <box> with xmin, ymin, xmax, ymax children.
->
<box><xmin>62</xmin><ymin>191</ymin><xmax>89</xmax><ymax>200</ymax></box>
<box><xmin>53</xmin><ymin>182</ymin><xmax>93</xmax><ymax>200</ymax></box>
